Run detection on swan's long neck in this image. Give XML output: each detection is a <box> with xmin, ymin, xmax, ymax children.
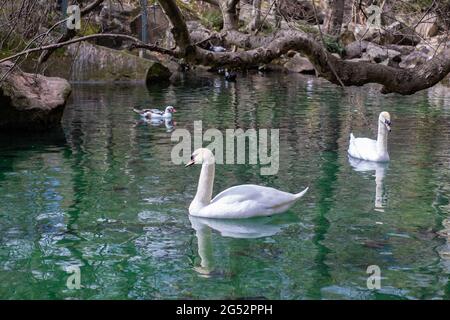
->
<box><xmin>376</xmin><ymin>121</ymin><xmax>388</xmax><ymax>155</ymax></box>
<box><xmin>193</xmin><ymin>162</ymin><xmax>215</xmax><ymax>208</ymax></box>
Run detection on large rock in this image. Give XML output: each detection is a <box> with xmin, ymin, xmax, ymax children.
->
<box><xmin>399</xmin><ymin>47</ymin><xmax>432</xmax><ymax>69</ymax></box>
<box><xmin>348</xmin><ymin>23</ymin><xmax>380</xmax><ymax>43</ymax></box>
<box><xmin>384</xmin><ymin>44</ymin><xmax>415</xmax><ymax>56</ymax></box>
<box><xmin>0</xmin><ymin>61</ymin><xmax>71</xmax><ymax>130</ymax></box>
<box><xmin>399</xmin><ymin>36</ymin><xmax>450</xmax><ymax>69</ymax></box>
<box><xmin>381</xmin><ymin>22</ymin><xmax>421</xmax><ymax>46</ymax></box>
<box><xmin>284</xmin><ymin>53</ymin><xmax>315</xmax><ymax>74</ymax></box>
<box><xmin>415</xmin><ymin>13</ymin><xmax>439</xmax><ymax>38</ymax></box>
<box><xmin>344</xmin><ymin>41</ymin><xmax>369</xmax><ymax>59</ymax></box>
<box><xmin>348</xmin><ymin>22</ymin><xmax>421</xmax><ymax>46</ymax></box>
<box><xmin>46</xmin><ymin>42</ymin><xmax>172</xmax><ymax>82</ymax></box>
<box><xmin>344</xmin><ymin>41</ymin><xmax>411</xmax><ymax>60</ymax></box>
<box><xmin>364</xmin><ymin>42</ymin><xmax>401</xmax><ymax>63</ymax></box>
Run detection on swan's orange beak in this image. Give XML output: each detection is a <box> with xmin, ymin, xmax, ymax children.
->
<box><xmin>185</xmin><ymin>160</ymin><xmax>195</xmax><ymax>167</ymax></box>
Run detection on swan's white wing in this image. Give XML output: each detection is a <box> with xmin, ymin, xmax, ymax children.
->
<box><xmin>211</xmin><ymin>184</ymin><xmax>293</xmax><ymax>205</ymax></box>
<box><xmin>348</xmin><ymin>134</ymin><xmax>378</xmax><ymax>161</ymax></box>
<box><xmin>194</xmin><ymin>185</ymin><xmax>300</xmax><ymax>219</ymax></box>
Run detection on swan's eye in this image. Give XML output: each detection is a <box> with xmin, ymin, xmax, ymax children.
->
<box><xmin>190</xmin><ymin>155</ymin><xmax>194</xmax><ymax>161</ymax></box>
<box><xmin>385</xmin><ymin>120</ymin><xmax>391</xmax><ymax>126</ymax></box>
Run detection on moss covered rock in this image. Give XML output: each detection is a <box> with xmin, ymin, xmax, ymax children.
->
<box><xmin>37</xmin><ymin>42</ymin><xmax>172</xmax><ymax>82</ymax></box>
<box><xmin>0</xmin><ymin>61</ymin><xmax>71</xmax><ymax>131</ymax></box>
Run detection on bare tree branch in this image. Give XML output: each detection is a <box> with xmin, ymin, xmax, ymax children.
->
<box><xmin>0</xmin><ymin>33</ymin><xmax>176</xmax><ymax>65</ymax></box>
<box><xmin>38</xmin><ymin>0</ymin><xmax>105</xmax><ymax>64</ymax></box>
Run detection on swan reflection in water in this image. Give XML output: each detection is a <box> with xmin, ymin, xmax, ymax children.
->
<box><xmin>189</xmin><ymin>215</ymin><xmax>289</xmax><ymax>277</ymax></box>
<box><xmin>348</xmin><ymin>156</ymin><xmax>388</xmax><ymax>211</ymax></box>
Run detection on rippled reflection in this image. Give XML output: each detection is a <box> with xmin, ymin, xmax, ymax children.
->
<box><xmin>136</xmin><ymin>118</ymin><xmax>176</xmax><ymax>133</ymax></box>
<box><xmin>348</xmin><ymin>156</ymin><xmax>388</xmax><ymax>211</ymax></box>
<box><xmin>189</xmin><ymin>215</ymin><xmax>288</xmax><ymax>277</ymax></box>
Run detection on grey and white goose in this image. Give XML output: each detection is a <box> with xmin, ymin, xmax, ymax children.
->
<box><xmin>133</xmin><ymin>106</ymin><xmax>176</xmax><ymax>119</ymax></box>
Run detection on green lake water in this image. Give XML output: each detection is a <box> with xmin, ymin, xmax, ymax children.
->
<box><xmin>0</xmin><ymin>73</ymin><xmax>450</xmax><ymax>299</ymax></box>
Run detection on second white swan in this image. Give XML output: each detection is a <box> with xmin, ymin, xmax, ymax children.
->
<box><xmin>186</xmin><ymin>148</ymin><xmax>308</xmax><ymax>219</ymax></box>
<box><xmin>348</xmin><ymin>111</ymin><xmax>392</xmax><ymax>162</ymax></box>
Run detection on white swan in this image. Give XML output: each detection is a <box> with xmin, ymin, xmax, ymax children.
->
<box><xmin>348</xmin><ymin>111</ymin><xmax>392</xmax><ymax>162</ymax></box>
<box><xmin>186</xmin><ymin>148</ymin><xmax>308</xmax><ymax>219</ymax></box>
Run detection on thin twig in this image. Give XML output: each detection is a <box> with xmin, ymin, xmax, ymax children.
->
<box><xmin>311</xmin><ymin>0</ymin><xmax>344</xmax><ymax>88</ymax></box>
<box><xmin>0</xmin><ymin>33</ymin><xmax>176</xmax><ymax>65</ymax></box>
<box><xmin>254</xmin><ymin>0</ymin><xmax>277</xmax><ymax>36</ymax></box>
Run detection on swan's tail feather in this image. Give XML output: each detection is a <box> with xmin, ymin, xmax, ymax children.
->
<box><xmin>350</xmin><ymin>133</ymin><xmax>355</xmax><ymax>141</ymax></box>
<box><xmin>267</xmin><ymin>187</ymin><xmax>309</xmax><ymax>212</ymax></box>
<box><xmin>295</xmin><ymin>187</ymin><xmax>309</xmax><ymax>199</ymax></box>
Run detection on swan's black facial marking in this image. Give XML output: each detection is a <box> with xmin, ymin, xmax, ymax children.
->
<box><xmin>185</xmin><ymin>153</ymin><xmax>196</xmax><ymax>167</ymax></box>
<box><xmin>384</xmin><ymin>119</ymin><xmax>392</xmax><ymax>132</ymax></box>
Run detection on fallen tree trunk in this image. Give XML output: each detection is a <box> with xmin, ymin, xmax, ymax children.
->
<box><xmin>191</xmin><ymin>30</ymin><xmax>450</xmax><ymax>94</ymax></box>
